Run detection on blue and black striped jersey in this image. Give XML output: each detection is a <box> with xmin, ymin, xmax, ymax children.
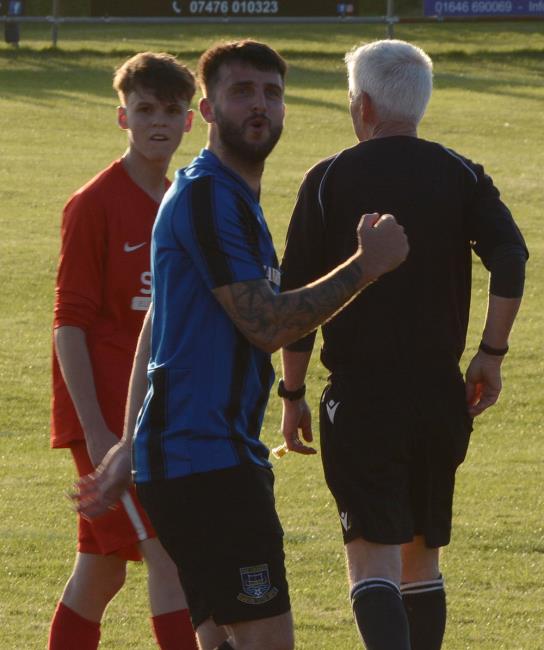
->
<box><xmin>133</xmin><ymin>149</ymin><xmax>280</xmax><ymax>483</ymax></box>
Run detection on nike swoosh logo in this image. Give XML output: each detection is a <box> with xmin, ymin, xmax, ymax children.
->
<box><xmin>124</xmin><ymin>242</ymin><xmax>146</xmax><ymax>253</ymax></box>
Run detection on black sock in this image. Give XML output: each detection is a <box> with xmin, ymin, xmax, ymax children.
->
<box><xmin>215</xmin><ymin>642</ymin><xmax>235</xmax><ymax>650</ymax></box>
<box><xmin>401</xmin><ymin>576</ymin><xmax>446</xmax><ymax>650</ymax></box>
<box><xmin>351</xmin><ymin>578</ymin><xmax>411</xmax><ymax>650</ymax></box>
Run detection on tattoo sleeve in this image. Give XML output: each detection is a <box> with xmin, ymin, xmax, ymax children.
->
<box><xmin>219</xmin><ymin>257</ymin><xmax>368</xmax><ymax>352</ymax></box>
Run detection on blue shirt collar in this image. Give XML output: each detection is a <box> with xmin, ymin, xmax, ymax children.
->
<box><xmin>192</xmin><ymin>148</ymin><xmax>260</xmax><ymax>204</ymax></box>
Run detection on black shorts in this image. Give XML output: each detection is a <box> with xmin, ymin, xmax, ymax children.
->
<box><xmin>320</xmin><ymin>369</ymin><xmax>473</xmax><ymax>548</ymax></box>
<box><xmin>136</xmin><ymin>464</ymin><xmax>290</xmax><ymax>629</ymax></box>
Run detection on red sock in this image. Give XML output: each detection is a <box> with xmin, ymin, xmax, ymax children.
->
<box><xmin>151</xmin><ymin>609</ymin><xmax>198</xmax><ymax>650</ymax></box>
<box><xmin>48</xmin><ymin>601</ymin><xmax>101</xmax><ymax>650</ymax></box>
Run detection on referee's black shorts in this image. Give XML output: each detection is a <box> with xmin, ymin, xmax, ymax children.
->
<box><xmin>320</xmin><ymin>368</ymin><xmax>473</xmax><ymax>548</ymax></box>
<box><xmin>137</xmin><ymin>464</ymin><xmax>290</xmax><ymax>629</ymax></box>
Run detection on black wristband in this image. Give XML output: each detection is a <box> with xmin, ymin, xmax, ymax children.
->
<box><xmin>277</xmin><ymin>379</ymin><xmax>306</xmax><ymax>401</ymax></box>
<box><xmin>479</xmin><ymin>341</ymin><xmax>509</xmax><ymax>356</ymax></box>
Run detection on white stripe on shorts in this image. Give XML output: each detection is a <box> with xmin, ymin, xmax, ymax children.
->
<box><xmin>120</xmin><ymin>491</ymin><xmax>148</xmax><ymax>542</ymax></box>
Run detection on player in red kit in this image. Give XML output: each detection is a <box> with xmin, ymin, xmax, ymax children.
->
<box><xmin>48</xmin><ymin>52</ymin><xmax>200</xmax><ymax>650</ymax></box>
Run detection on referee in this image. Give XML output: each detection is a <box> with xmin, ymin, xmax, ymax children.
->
<box><xmin>279</xmin><ymin>40</ymin><xmax>527</xmax><ymax>650</ymax></box>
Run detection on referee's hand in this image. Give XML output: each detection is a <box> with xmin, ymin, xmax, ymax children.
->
<box><xmin>281</xmin><ymin>398</ymin><xmax>317</xmax><ymax>455</ymax></box>
<box><xmin>465</xmin><ymin>350</ymin><xmax>503</xmax><ymax>416</ymax></box>
<box><xmin>357</xmin><ymin>212</ymin><xmax>409</xmax><ymax>280</ymax></box>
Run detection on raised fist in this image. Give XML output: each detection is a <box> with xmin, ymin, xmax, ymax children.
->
<box><xmin>356</xmin><ymin>212</ymin><xmax>409</xmax><ymax>280</ymax></box>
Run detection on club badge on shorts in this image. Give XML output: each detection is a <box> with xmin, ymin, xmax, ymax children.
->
<box><xmin>237</xmin><ymin>564</ymin><xmax>279</xmax><ymax>605</ymax></box>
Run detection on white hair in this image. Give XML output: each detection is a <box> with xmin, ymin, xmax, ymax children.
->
<box><xmin>345</xmin><ymin>39</ymin><xmax>433</xmax><ymax>124</ymax></box>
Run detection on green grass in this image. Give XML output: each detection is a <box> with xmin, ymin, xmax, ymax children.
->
<box><xmin>1</xmin><ymin>22</ymin><xmax>543</xmax><ymax>649</ymax></box>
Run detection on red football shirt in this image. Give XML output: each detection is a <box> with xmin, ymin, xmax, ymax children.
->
<box><xmin>51</xmin><ymin>160</ymin><xmax>164</xmax><ymax>447</ymax></box>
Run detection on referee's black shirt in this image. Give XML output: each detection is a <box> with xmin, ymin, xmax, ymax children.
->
<box><xmin>281</xmin><ymin>136</ymin><xmax>527</xmax><ymax>378</ymax></box>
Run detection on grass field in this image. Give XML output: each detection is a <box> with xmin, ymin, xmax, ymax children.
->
<box><xmin>1</xmin><ymin>20</ymin><xmax>543</xmax><ymax>649</ymax></box>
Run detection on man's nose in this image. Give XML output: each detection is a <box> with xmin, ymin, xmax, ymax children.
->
<box><xmin>152</xmin><ymin>109</ymin><xmax>168</xmax><ymax>125</ymax></box>
<box><xmin>251</xmin><ymin>88</ymin><xmax>267</xmax><ymax>112</ymax></box>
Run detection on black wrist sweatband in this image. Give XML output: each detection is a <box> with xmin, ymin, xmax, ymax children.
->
<box><xmin>479</xmin><ymin>341</ymin><xmax>509</xmax><ymax>356</ymax></box>
<box><xmin>277</xmin><ymin>379</ymin><xmax>306</xmax><ymax>401</ymax></box>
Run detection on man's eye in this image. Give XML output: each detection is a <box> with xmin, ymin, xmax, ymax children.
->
<box><xmin>232</xmin><ymin>87</ymin><xmax>251</xmax><ymax>97</ymax></box>
<box><xmin>266</xmin><ymin>88</ymin><xmax>282</xmax><ymax>100</ymax></box>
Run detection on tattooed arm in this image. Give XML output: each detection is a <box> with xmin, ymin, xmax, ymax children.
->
<box><xmin>213</xmin><ymin>212</ymin><xmax>409</xmax><ymax>353</ymax></box>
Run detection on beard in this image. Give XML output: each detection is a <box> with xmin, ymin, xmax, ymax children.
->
<box><xmin>214</xmin><ymin>107</ymin><xmax>283</xmax><ymax>164</ymax></box>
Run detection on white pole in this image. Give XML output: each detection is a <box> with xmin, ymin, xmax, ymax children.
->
<box><xmin>386</xmin><ymin>0</ymin><xmax>395</xmax><ymax>38</ymax></box>
<box><xmin>52</xmin><ymin>0</ymin><xmax>60</xmax><ymax>47</ymax></box>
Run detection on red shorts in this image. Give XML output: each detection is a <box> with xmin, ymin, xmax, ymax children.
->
<box><xmin>70</xmin><ymin>440</ymin><xmax>156</xmax><ymax>561</ymax></box>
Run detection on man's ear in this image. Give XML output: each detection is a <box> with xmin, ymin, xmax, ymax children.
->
<box><xmin>199</xmin><ymin>97</ymin><xmax>215</xmax><ymax>124</ymax></box>
<box><xmin>184</xmin><ymin>109</ymin><xmax>194</xmax><ymax>132</ymax></box>
<box><xmin>361</xmin><ymin>92</ymin><xmax>374</xmax><ymax>122</ymax></box>
<box><xmin>117</xmin><ymin>106</ymin><xmax>128</xmax><ymax>130</ymax></box>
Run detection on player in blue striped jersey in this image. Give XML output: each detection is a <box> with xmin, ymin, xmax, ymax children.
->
<box><xmin>133</xmin><ymin>148</ymin><xmax>279</xmax><ymax>482</ymax></box>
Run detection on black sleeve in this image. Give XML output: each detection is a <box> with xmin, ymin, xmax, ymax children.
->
<box><xmin>466</xmin><ymin>161</ymin><xmax>529</xmax><ymax>262</ymax></box>
<box><xmin>487</xmin><ymin>246</ymin><xmax>527</xmax><ymax>298</ymax></box>
<box><xmin>465</xmin><ymin>160</ymin><xmax>528</xmax><ymax>297</ymax></box>
<box><xmin>281</xmin><ymin>164</ymin><xmax>328</xmax><ymax>352</ymax></box>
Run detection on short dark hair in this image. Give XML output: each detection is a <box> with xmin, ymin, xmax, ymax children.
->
<box><xmin>197</xmin><ymin>40</ymin><xmax>287</xmax><ymax>97</ymax></box>
<box><xmin>113</xmin><ymin>52</ymin><xmax>196</xmax><ymax>104</ymax></box>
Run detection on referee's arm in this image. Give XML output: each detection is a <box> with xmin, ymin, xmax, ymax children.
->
<box><xmin>279</xmin><ymin>347</ymin><xmax>317</xmax><ymax>455</ymax></box>
<box><xmin>464</xmin><ymin>158</ymin><xmax>528</xmax><ymax>416</ymax></box>
<box><xmin>465</xmin><ymin>291</ymin><xmax>523</xmax><ymax>417</ymax></box>
<box><xmin>465</xmin><ymin>243</ymin><xmax>526</xmax><ymax>417</ymax></box>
